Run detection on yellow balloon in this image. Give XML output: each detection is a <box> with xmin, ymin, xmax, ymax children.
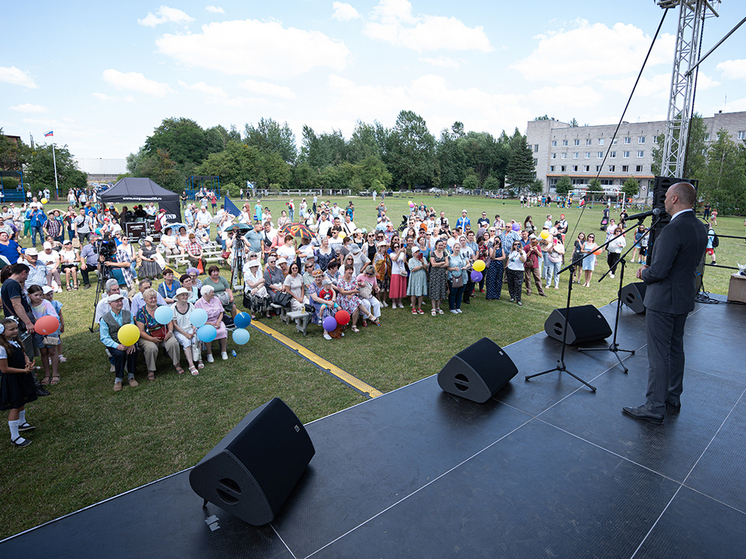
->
<box><xmin>339</xmin><ymin>232</ymin><xmax>346</xmax><ymax>239</ymax></box>
<box><xmin>540</xmin><ymin>230</ymin><xmax>549</xmax><ymax>240</ymax></box>
<box><xmin>118</xmin><ymin>323</ymin><xmax>141</xmax><ymax>346</ymax></box>
<box><xmin>41</xmin><ymin>198</ymin><xmax>48</xmax><ymax>205</ymax></box>
<box><xmin>473</xmin><ymin>260</ymin><xmax>485</xmax><ymax>272</ymax></box>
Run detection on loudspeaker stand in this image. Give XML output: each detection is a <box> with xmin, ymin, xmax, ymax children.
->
<box><xmin>578</xmin><ymin>255</ymin><xmax>635</xmax><ymax>373</ymax></box>
<box><xmin>525</xmin><ymin>261</ymin><xmax>596</xmax><ymax>392</ymax></box>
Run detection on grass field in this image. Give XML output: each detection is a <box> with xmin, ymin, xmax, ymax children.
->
<box><xmin>0</xmin><ymin>195</ymin><xmax>743</xmax><ymax>539</ymax></box>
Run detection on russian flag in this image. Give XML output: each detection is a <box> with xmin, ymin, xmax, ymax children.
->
<box><xmin>44</xmin><ymin>130</ymin><xmax>54</xmax><ymax>137</ymax></box>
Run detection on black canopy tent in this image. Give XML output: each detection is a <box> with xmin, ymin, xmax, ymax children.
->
<box><xmin>100</xmin><ymin>178</ymin><xmax>182</xmax><ymax>223</ymax></box>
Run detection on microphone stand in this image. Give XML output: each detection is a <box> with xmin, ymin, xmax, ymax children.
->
<box><xmin>575</xmin><ymin>218</ymin><xmax>659</xmax><ymax>372</ymax></box>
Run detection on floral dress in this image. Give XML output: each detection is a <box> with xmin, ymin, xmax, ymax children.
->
<box><xmin>337</xmin><ymin>277</ymin><xmax>362</xmax><ymax>314</ymax></box>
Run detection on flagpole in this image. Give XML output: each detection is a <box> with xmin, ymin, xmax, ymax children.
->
<box><xmin>51</xmin><ymin>142</ymin><xmax>59</xmax><ymax>201</ymax></box>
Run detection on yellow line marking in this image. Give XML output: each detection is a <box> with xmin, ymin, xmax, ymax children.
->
<box><xmin>252</xmin><ymin>321</ymin><xmax>383</xmax><ymax>399</ymax></box>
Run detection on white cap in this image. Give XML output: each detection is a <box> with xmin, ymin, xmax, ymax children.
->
<box><xmin>107</xmin><ymin>293</ymin><xmax>125</xmax><ymax>302</ymax></box>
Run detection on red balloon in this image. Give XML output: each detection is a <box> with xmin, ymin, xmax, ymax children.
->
<box><xmin>35</xmin><ymin>315</ymin><xmax>60</xmax><ymax>335</ymax></box>
<box><xmin>335</xmin><ymin>310</ymin><xmax>350</xmax><ymax>326</ymax></box>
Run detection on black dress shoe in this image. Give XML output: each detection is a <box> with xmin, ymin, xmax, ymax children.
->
<box><xmin>36</xmin><ymin>386</ymin><xmax>50</xmax><ymax>397</ymax></box>
<box><xmin>665</xmin><ymin>401</ymin><xmax>681</xmax><ymax>413</ymax></box>
<box><xmin>622</xmin><ymin>405</ymin><xmax>664</xmax><ymax>425</ymax></box>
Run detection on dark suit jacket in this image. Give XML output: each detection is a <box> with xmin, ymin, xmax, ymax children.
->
<box><xmin>642</xmin><ymin>210</ymin><xmax>707</xmax><ymax>314</ymax></box>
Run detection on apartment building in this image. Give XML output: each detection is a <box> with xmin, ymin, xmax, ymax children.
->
<box><xmin>526</xmin><ymin>110</ymin><xmax>746</xmax><ymax>197</ymax></box>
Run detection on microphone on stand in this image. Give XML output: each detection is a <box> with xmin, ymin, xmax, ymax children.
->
<box><xmin>626</xmin><ymin>207</ymin><xmax>664</xmax><ymax>221</ymax></box>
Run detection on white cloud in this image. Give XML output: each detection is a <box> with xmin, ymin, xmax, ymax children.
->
<box><xmin>239</xmin><ymin>79</ymin><xmax>295</xmax><ymax>99</ymax></box>
<box><xmin>138</xmin><ymin>6</ymin><xmax>194</xmax><ymax>27</ymax></box>
<box><xmin>363</xmin><ymin>0</ymin><xmax>492</xmax><ymax>52</ymax></box>
<box><xmin>512</xmin><ymin>20</ymin><xmax>674</xmax><ymax>83</ymax></box>
<box><xmin>0</xmin><ymin>66</ymin><xmax>37</xmax><ymax>88</ymax></box>
<box><xmin>178</xmin><ymin>80</ymin><xmax>227</xmax><ymax>97</ymax></box>
<box><xmin>205</xmin><ymin>5</ymin><xmax>225</xmax><ymax>14</ymax></box>
<box><xmin>419</xmin><ymin>56</ymin><xmax>461</xmax><ymax>69</ymax></box>
<box><xmin>102</xmin><ymin>69</ymin><xmax>174</xmax><ymax>97</ymax></box>
<box><xmin>156</xmin><ymin>20</ymin><xmax>350</xmax><ymax>78</ymax></box>
<box><xmin>332</xmin><ymin>2</ymin><xmax>360</xmax><ymax>21</ymax></box>
<box><xmin>10</xmin><ymin>103</ymin><xmax>49</xmax><ymax>114</ymax></box>
<box><xmin>716</xmin><ymin>59</ymin><xmax>746</xmax><ymax>80</ymax></box>
<box><xmin>91</xmin><ymin>92</ymin><xmax>135</xmax><ymax>102</ymax></box>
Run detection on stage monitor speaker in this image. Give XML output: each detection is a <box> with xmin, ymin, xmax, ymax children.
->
<box><xmin>544</xmin><ymin>305</ymin><xmax>612</xmax><ymax>345</ymax></box>
<box><xmin>189</xmin><ymin>397</ymin><xmax>315</xmax><ymax>526</ymax></box>
<box><xmin>620</xmin><ymin>282</ymin><xmax>647</xmax><ymax>314</ymax></box>
<box><xmin>437</xmin><ymin>337</ymin><xmax>518</xmax><ymax>403</ymax></box>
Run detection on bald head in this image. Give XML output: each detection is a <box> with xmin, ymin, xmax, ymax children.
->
<box><xmin>665</xmin><ymin>182</ymin><xmax>696</xmax><ymax>214</ymax></box>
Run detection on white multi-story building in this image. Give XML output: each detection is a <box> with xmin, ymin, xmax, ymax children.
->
<box><xmin>526</xmin><ymin>110</ymin><xmax>746</xmax><ymax>197</ymax></box>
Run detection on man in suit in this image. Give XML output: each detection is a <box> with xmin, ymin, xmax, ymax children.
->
<box><xmin>623</xmin><ymin>182</ymin><xmax>707</xmax><ymax>424</ymax></box>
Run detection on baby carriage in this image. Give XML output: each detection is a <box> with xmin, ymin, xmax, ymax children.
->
<box><xmin>600</xmin><ymin>217</ymin><xmax>608</xmax><ymax>231</ymax></box>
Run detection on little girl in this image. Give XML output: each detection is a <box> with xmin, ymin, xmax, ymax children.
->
<box><xmin>43</xmin><ymin>286</ymin><xmax>66</xmax><ymax>362</ymax></box>
<box><xmin>0</xmin><ymin>318</ymin><xmax>37</xmax><ymax>447</ymax></box>
<box><xmin>27</xmin><ymin>285</ymin><xmax>60</xmax><ymax>386</ymax></box>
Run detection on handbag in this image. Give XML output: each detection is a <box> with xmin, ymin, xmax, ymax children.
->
<box><xmin>274</xmin><ymin>292</ymin><xmax>293</xmax><ymax>307</ymax></box>
<box><xmin>148</xmin><ymin>325</ymin><xmax>168</xmax><ymax>339</ymax></box>
<box><xmin>451</xmin><ymin>274</ymin><xmax>464</xmax><ymax>288</ymax></box>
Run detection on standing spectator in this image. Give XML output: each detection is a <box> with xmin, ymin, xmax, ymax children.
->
<box><xmin>486</xmin><ymin>238</ymin><xmax>506</xmax><ymax>300</ymax></box>
<box><xmin>389</xmin><ymin>240</ymin><xmax>407</xmax><ymax>309</ymax></box>
<box><xmin>428</xmin><ymin>239</ymin><xmax>448</xmax><ymax>316</ymax></box>
<box><xmin>28</xmin><ymin>204</ymin><xmax>47</xmax><ymax>248</ymax></box>
<box><xmin>73</xmin><ymin>208</ymin><xmax>91</xmax><ymax>243</ymax></box>
<box><xmin>506</xmin><ymin>241</ymin><xmax>527</xmax><ymax>305</ymax></box>
<box><xmin>582</xmin><ymin>234</ymin><xmax>599</xmax><ymax>287</ymax></box>
<box><xmin>406</xmin><ymin>247</ymin><xmax>427</xmax><ymax>313</ymax></box>
<box><xmin>447</xmin><ymin>243</ymin><xmax>468</xmax><ymax>314</ymax></box>
<box><xmin>43</xmin><ymin>210</ymin><xmax>63</xmax><ymax>243</ymax></box>
<box><xmin>545</xmin><ymin>237</ymin><xmax>564</xmax><ymax>290</ymax></box>
<box><xmin>0</xmin><ymin>317</ymin><xmax>38</xmax><ymax>446</ymax></box>
<box><xmin>27</xmin><ymin>285</ymin><xmax>60</xmax><ymax>386</ymax></box>
<box><xmin>523</xmin><ymin>235</ymin><xmax>546</xmax><ymax>296</ymax></box>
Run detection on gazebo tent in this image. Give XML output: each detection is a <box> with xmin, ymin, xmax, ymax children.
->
<box><xmin>100</xmin><ymin>177</ymin><xmax>182</xmax><ymax>222</ymax></box>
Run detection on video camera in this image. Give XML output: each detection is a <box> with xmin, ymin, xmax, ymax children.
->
<box><xmin>96</xmin><ymin>234</ymin><xmax>118</xmax><ymax>261</ymax></box>
<box><xmin>398</xmin><ymin>215</ymin><xmax>409</xmax><ymax>232</ymax></box>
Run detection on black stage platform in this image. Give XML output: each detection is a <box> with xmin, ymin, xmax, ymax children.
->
<box><xmin>3</xmin><ymin>298</ymin><xmax>745</xmax><ymax>558</ymax></box>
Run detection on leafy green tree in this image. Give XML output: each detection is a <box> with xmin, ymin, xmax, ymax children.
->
<box><xmin>301</xmin><ymin>126</ymin><xmax>348</xmax><ymax>169</ymax></box>
<box><xmin>25</xmin><ymin>143</ymin><xmax>86</xmax><ymax>192</ymax></box>
<box><xmin>534</xmin><ymin>115</ymin><xmax>550</xmax><ymax>121</ymax></box>
<box><xmin>243</xmin><ymin>118</ymin><xmax>297</xmax><ymax>164</ymax></box>
<box><xmin>436</xmin><ymin>124</ymin><xmax>466</xmax><ymax>187</ymax></box>
<box><xmin>588</xmin><ymin>178</ymin><xmax>602</xmax><ymax>197</ymax></box>
<box><xmin>357</xmin><ymin>155</ymin><xmax>392</xmax><ymax>191</ymax></box>
<box><xmin>505</xmin><ymin>129</ymin><xmax>535</xmax><ymax>191</ymax></box>
<box><xmin>144</xmin><ymin>117</ymin><xmax>216</xmax><ymax>167</ymax></box>
<box><xmin>700</xmin><ymin>129</ymin><xmax>746</xmax><ymax>214</ymax></box>
<box><xmin>555</xmin><ymin>175</ymin><xmax>572</xmax><ymax>195</ymax></box>
<box><xmin>0</xmin><ymin>129</ymin><xmax>29</xmax><ymax>172</ymax></box>
<box><xmin>529</xmin><ymin>179</ymin><xmax>544</xmax><ymax>194</ymax></box>
<box><xmin>348</xmin><ymin>121</ymin><xmax>384</xmax><ymax>163</ymax></box>
<box><xmin>291</xmin><ymin>162</ymin><xmax>319</xmax><ymax>189</ymax></box>
<box><xmin>387</xmin><ymin>110</ymin><xmax>437</xmax><ymax>189</ymax></box>
<box><xmin>462</xmin><ymin>174</ymin><xmax>479</xmax><ymax>190</ymax></box>
<box><xmin>621</xmin><ymin>177</ymin><xmax>640</xmax><ymax>199</ymax></box>
<box><xmin>483</xmin><ymin>175</ymin><xmax>500</xmax><ymax>191</ymax></box>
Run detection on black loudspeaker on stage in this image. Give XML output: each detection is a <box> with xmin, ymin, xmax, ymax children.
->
<box><xmin>544</xmin><ymin>305</ymin><xmax>612</xmax><ymax>345</ymax></box>
<box><xmin>438</xmin><ymin>337</ymin><xmax>518</xmax><ymax>403</ymax></box>
<box><xmin>189</xmin><ymin>397</ymin><xmax>315</xmax><ymax>526</ymax></box>
<box><xmin>620</xmin><ymin>283</ymin><xmax>647</xmax><ymax>314</ymax></box>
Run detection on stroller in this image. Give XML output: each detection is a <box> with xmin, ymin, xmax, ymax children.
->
<box><xmin>600</xmin><ymin>217</ymin><xmax>608</xmax><ymax>231</ymax></box>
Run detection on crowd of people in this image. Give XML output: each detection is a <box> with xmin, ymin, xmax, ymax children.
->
<box><xmin>0</xmin><ymin>189</ymin><xmax>653</xmax><ymax>446</ymax></box>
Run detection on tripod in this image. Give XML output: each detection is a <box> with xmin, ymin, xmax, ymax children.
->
<box><xmin>229</xmin><ymin>235</ymin><xmax>244</xmax><ymax>290</ymax></box>
<box><xmin>525</xmin><ymin>261</ymin><xmax>597</xmax><ymax>392</ymax></box>
<box><xmin>88</xmin><ymin>262</ymin><xmax>111</xmax><ymax>333</ymax></box>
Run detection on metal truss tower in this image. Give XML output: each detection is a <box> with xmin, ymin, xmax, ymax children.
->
<box><xmin>659</xmin><ymin>0</ymin><xmax>720</xmax><ymax>178</ymax></box>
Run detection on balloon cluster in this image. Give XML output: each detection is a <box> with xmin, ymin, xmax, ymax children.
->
<box><xmin>323</xmin><ymin>310</ymin><xmax>350</xmax><ymax>332</ymax></box>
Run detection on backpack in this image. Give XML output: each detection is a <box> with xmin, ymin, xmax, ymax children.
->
<box><xmin>712</xmin><ymin>231</ymin><xmax>719</xmax><ymax>248</ymax></box>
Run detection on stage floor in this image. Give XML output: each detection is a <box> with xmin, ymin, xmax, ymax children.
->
<box><xmin>3</xmin><ymin>298</ymin><xmax>745</xmax><ymax>558</ymax></box>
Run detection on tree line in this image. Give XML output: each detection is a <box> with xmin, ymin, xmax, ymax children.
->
<box><xmin>123</xmin><ymin>112</ymin><xmax>538</xmax><ymax>195</ymax></box>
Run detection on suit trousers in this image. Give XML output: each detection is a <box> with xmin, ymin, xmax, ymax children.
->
<box><xmin>645</xmin><ymin>308</ymin><xmax>688</xmax><ymax>415</ymax></box>
<box><xmin>109</xmin><ymin>346</ymin><xmax>137</xmax><ymax>381</ymax></box>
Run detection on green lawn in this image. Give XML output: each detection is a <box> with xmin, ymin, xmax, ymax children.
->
<box><xmin>0</xmin><ymin>195</ymin><xmax>742</xmax><ymax>539</ymax></box>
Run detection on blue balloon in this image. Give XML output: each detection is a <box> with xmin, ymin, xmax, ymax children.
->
<box><xmin>154</xmin><ymin>305</ymin><xmax>174</xmax><ymax>325</ymax></box>
<box><xmin>197</xmin><ymin>324</ymin><xmax>217</xmax><ymax>343</ymax></box>
<box><xmin>232</xmin><ymin>328</ymin><xmax>250</xmax><ymax>345</ymax></box>
<box><xmin>234</xmin><ymin>312</ymin><xmax>252</xmax><ymax>329</ymax></box>
<box><xmin>470</xmin><ymin>271</ymin><xmax>483</xmax><ymax>283</ymax></box>
<box><xmin>190</xmin><ymin>308</ymin><xmax>208</xmax><ymax>328</ymax></box>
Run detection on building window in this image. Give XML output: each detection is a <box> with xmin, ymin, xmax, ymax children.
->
<box><xmin>561</xmin><ymin>166</ymin><xmax>566</xmax><ymax>172</ymax></box>
<box><xmin>534</xmin><ymin>144</ymin><xmax>539</xmax><ymax>152</ymax></box>
<box><xmin>612</xmin><ymin>138</ymin><xmax>618</xmax><ymax>145</ymax></box>
<box><xmin>598</xmin><ymin>138</ymin><xmax>605</xmax><ymax>145</ymax></box>
<box><xmin>624</xmin><ymin>137</ymin><xmax>631</xmax><ymax>144</ymax></box>
<box><xmin>583</xmin><ymin>165</ymin><xmax>590</xmax><ymax>172</ymax></box>
<box><xmin>584</xmin><ymin>152</ymin><xmax>590</xmax><ymax>159</ymax></box>
<box><xmin>550</xmin><ymin>166</ymin><xmax>555</xmax><ymax>172</ymax></box>
<box><xmin>586</xmin><ymin>139</ymin><xmax>592</xmax><ymax>146</ymax></box>
<box><xmin>573</xmin><ymin>165</ymin><xmax>579</xmax><ymax>172</ymax></box>
<box><xmin>573</xmin><ymin>152</ymin><xmax>579</xmax><ymax>159</ymax></box>
<box><xmin>551</xmin><ymin>153</ymin><xmax>556</xmax><ymax>159</ymax></box>
<box><xmin>561</xmin><ymin>153</ymin><xmax>567</xmax><ymax>159</ymax></box>
<box><xmin>636</xmin><ymin>165</ymin><xmax>643</xmax><ymax>172</ymax></box>
<box><xmin>704</xmin><ymin>133</ymin><xmax>711</xmax><ymax>141</ymax></box>
<box><xmin>623</xmin><ymin>151</ymin><xmax>630</xmax><ymax>158</ymax></box>
<box><xmin>551</xmin><ymin>140</ymin><xmax>557</xmax><ymax>147</ymax></box>
<box><xmin>534</xmin><ymin>158</ymin><xmax>538</xmax><ymax>166</ymax></box>
<box><xmin>597</xmin><ymin>152</ymin><xmax>603</xmax><ymax>159</ymax></box>
<box><xmin>738</xmin><ymin>131</ymin><xmax>746</xmax><ymax>140</ymax></box>
<box><xmin>622</xmin><ymin>165</ymin><xmax>629</xmax><ymax>172</ymax></box>
<box><xmin>610</xmin><ymin>151</ymin><xmax>616</xmax><ymax>158</ymax></box>
<box><xmin>609</xmin><ymin>165</ymin><xmax>615</xmax><ymax>172</ymax></box>
<box><xmin>638</xmin><ymin>136</ymin><xmax>645</xmax><ymax>144</ymax></box>
<box><xmin>596</xmin><ymin>165</ymin><xmax>601</xmax><ymax>172</ymax></box>
<box><xmin>637</xmin><ymin>150</ymin><xmax>644</xmax><ymax>158</ymax></box>
<box><xmin>574</xmin><ymin>139</ymin><xmax>580</xmax><ymax>146</ymax></box>
<box><xmin>653</xmin><ymin>136</ymin><xmax>659</xmax><ymax>144</ymax></box>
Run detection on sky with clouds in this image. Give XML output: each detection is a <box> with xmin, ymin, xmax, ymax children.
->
<box><xmin>2</xmin><ymin>0</ymin><xmax>745</xmax><ymax>160</ymax></box>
